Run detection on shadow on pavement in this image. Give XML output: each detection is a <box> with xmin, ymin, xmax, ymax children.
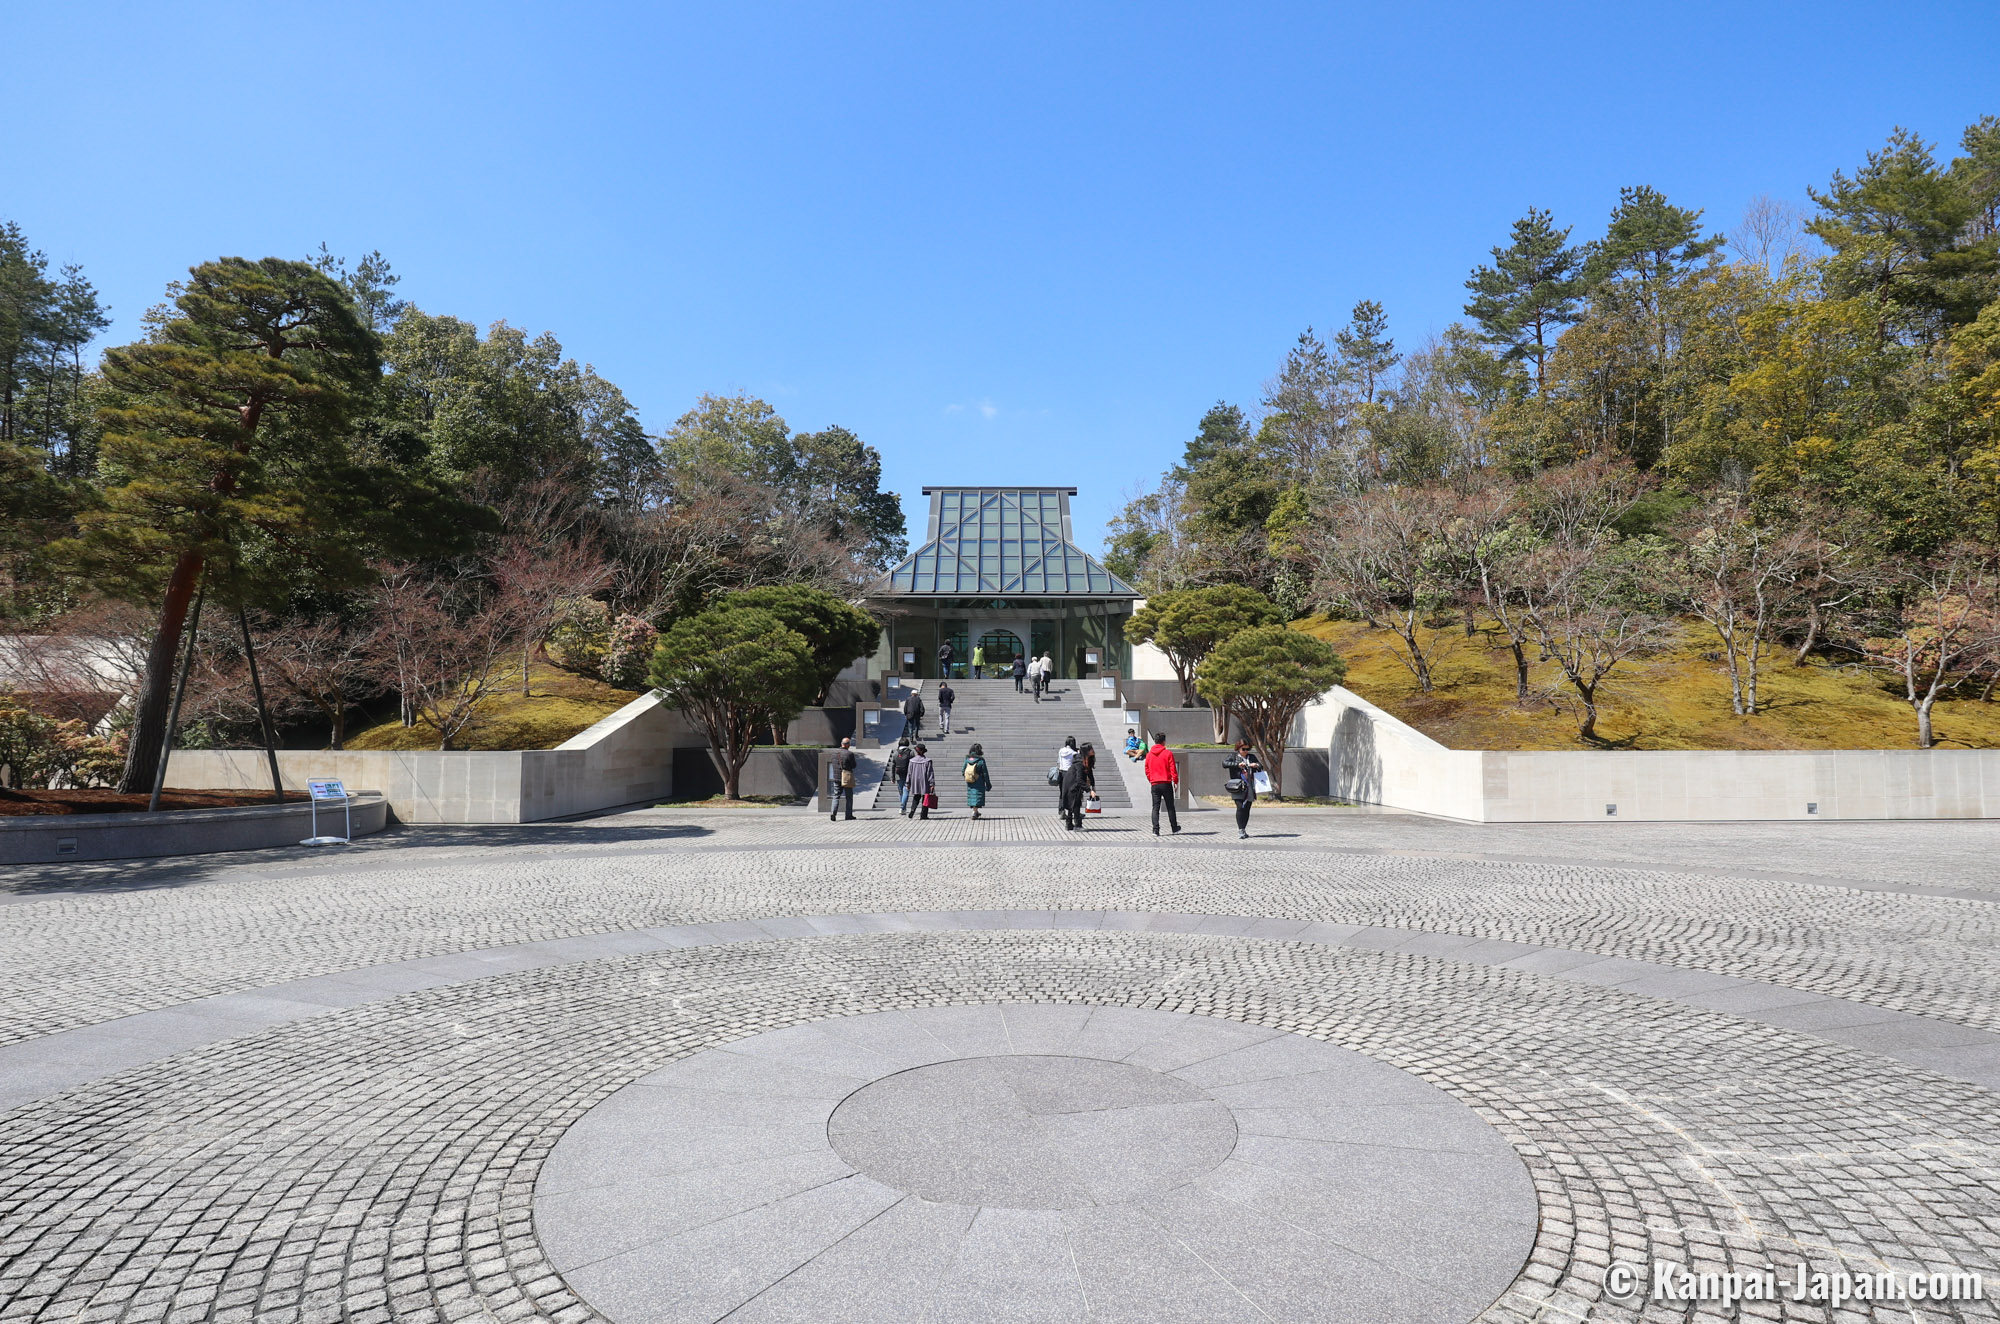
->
<box><xmin>0</xmin><ymin>821</ymin><xmax>715</xmax><ymax>898</ymax></box>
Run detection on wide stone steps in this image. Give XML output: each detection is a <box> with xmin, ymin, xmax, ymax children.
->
<box><xmin>889</xmin><ymin>679</ymin><xmax>1132</xmax><ymax>810</ymax></box>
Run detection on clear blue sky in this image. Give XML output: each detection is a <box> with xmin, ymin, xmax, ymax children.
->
<box><xmin>8</xmin><ymin>2</ymin><xmax>1998</xmax><ymax>549</ymax></box>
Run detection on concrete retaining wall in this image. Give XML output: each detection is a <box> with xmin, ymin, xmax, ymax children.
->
<box><xmin>671</xmin><ymin>748</ymin><xmax>821</xmax><ymax>801</ymax></box>
<box><xmin>1300</xmin><ymin>684</ymin><xmax>2000</xmax><ymax>821</ymax></box>
<box><xmin>0</xmin><ymin>793</ymin><xmax>389</xmax><ymax>864</ymax></box>
<box><xmin>165</xmin><ymin>691</ymin><xmax>694</xmax><ymax>823</ymax></box>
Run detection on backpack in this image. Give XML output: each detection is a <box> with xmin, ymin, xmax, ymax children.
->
<box><xmin>893</xmin><ymin>748</ymin><xmax>912</xmax><ymax>776</ymax></box>
<box><xmin>964</xmin><ymin>761</ymin><xmax>979</xmax><ymax>785</ymax></box>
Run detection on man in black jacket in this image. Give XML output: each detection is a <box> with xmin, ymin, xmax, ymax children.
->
<box><xmin>901</xmin><ymin>688</ymin><xmax>925</xmax><ymax>742</ymax></box>
<box><xmin>829</xmin><ymin>737</ymin><xmax>857</xmax><ymax>821</ymax></box>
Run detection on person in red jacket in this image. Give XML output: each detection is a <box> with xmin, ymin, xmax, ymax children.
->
<box><xmin>1143</xmin><ymin>732</ymin><xmax>1181</xmax><ymax>836</ymax></box>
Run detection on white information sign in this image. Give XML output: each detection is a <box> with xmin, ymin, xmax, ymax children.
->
<box><xmin>302</xmin><ymin>778</ymin><xmax>352</xmax><ymax>846</ymax></box>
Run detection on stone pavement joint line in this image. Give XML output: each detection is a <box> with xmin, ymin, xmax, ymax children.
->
<box><xmin>2</xmin><ymin>932</ymin><xmax>1998</xmax><ymax>1324</ymax></box>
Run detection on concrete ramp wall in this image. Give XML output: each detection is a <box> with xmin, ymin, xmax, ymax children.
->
<box><xmin>1301</xmin><ymin>685</ymin><xmax>2000</xmax><ymax>821</ymax></box>
<box><xmin>165</xmin><ymin>690</ymin><xmax>691</xmax><ymax>823</ymax></box>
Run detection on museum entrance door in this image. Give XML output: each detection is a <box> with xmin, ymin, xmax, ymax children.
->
<box><xmin>976</xmin><ymin>629</ymin><xmax>1025</xmax><ymax>670</ymax></box>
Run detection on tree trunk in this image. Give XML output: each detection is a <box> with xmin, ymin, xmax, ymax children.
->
<box><xmin>1793</xmin><ymin>605</ymin><xmax>1821</xmax><ymax>666</ymax></box>
<box><xmin>1916</xmin><ymin>700</ymin><xmax>1935</xmax><ymax>749</ymax></box>
<box><xmin>1509</xmin><ymin>639</ymin><xmax>1529</xmax><ymax>701</ymax></box>
<box><xmin>1575</xmin><ymin>683</ymin><xmax>1599</xmax><ymax>741</ymax></box>
<box><xmin>238</xmin><ymin>607</ymin><xmax>286</xmax><ymax>805</ymax></box>
<box><xmin>116</xmin><ymin>551</ymin><xmax>205</xmax><ymax>793</ymax></box>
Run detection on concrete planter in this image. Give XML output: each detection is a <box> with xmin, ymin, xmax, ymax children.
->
<box><xmin>0</xmin><ymin>793</ymin><xmax>389</xmax><ymax>865</ymax></box>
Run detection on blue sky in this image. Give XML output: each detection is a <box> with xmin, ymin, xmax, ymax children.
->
<box><xmin>7</xmin><ymin>2</ymin><xmax>1998</xmax><ymax>549</ymax></box>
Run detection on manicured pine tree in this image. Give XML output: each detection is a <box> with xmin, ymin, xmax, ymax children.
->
<box><xmin>70</xmin><ymin>257</ymin><xmax>468</xmax><ymax>794</ymax></box>
<box><xmin>1463</xmin><ymin>207</ymin><xmax>1590</xmax><ymax>394</ymax></box>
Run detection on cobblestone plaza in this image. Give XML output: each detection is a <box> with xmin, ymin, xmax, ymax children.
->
<box><xmin>3</xmin><ymin>808</ymin><xmax>1998</xmax><ymax>1322</ymax></box>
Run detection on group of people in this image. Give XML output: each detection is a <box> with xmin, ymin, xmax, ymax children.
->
<box><xmin>838</xmin><ymin>687</ymin><xmax>1270</xmax><ymax>840</ymax></box>
<box><xmin>881</xmin><ymin>736</ymin><xmax>988</xmax><ymax>820</ymax></box>
<box><xmin>936</xmin><ymin>641</ymin><xmax>1059</xmax><ymax>700</ymax></box>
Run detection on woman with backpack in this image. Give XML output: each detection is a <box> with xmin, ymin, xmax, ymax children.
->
<box><xmin>1224</xmin><ymin>739</ymin><xmax>1261</xmax><ymax>839</ymax></box>
<box><xmin>963</xmin><ymin>742</ymin><xmax>991</xmax><ymax>819</ymax></box>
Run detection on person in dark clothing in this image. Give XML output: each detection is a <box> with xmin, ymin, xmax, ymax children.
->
<box><xmin>1224</xmin><ymin>740</ymin><xmax>1261</xmax><ymax>839</ymax></box>
<box><xmin>1054</xmin><ymin>735</ymin><xmax>1077</xmax><ymax>817</ymax></box>
<box><xmin>1059</xmin><ymin>742</ymin><xmax>1096</xmax><ymax>830</ymax></box>
<box><xmin>903</xmin><ymin>743</ymin><xmax>936</xmax><ymax>820</ymax></box>
<box><xmin>1012</xmin><ymin>654</ymin><xmax>1028</xmax><ymax>693</ymax></box>
<box><xmin>1143</xmin><ymin>732</ymin><xmax>1181</xmax><ymax>836</ymax></box>
<box><xmin>891</xmin><ymin>738</ymin><xmax>914</xmax><ymax>812</ymax></box>
<box><xmin>901</xmin><ymin>688</ymin><xmax>925</xmax><ymax>740</ymax></box>
<box><xmin>936</xmin><ymin>681</ymin><xmax>956</xmax><ymax>736</ymax></box>
<box><xmin>936</xmin><ymin>641</ymin><xmax>955</xmax><ymax>679</ymax></box>
<box><xmin>828</xmin><ymin>737</ymin><xmax>858</xmax><ymax>821</ymax></box>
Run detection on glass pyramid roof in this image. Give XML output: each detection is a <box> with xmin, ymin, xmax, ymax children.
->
<box><xmin>869</xmin><ymin>487</ymin><xmax>1138</xmax><ymax>598</ymax></box>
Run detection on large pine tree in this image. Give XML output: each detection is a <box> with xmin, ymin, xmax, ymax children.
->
<box><xmin>71</xmin><ymin>257</ymin><xmax>465</xmax><ymax>793</ymax></box>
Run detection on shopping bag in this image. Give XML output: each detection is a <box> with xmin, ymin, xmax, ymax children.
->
<box><xmin>1085</xmin><ymin>794</ymin><xmax>1102</xmax><ymax>814</ymax></box>
<box><xmin>1253</xmin><ymin>771</ymin><xmax>1273</xmax><ymax>795</ymax></box>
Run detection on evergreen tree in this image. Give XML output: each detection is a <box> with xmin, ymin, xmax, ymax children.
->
<box><xmin>1260</xmin><ymin>328</ymin><xmax>1344</xmax><ymax>484</ymax></box>
<box><xmin>1809</xmin><ymin>127</ymin><xmax>1997</xmax><ymax>334</ymax></box>
<box><xmin>70</xmin><ymin>257</ymin><xmax>470</xmax><ymax>793</ymax></box>
<box><xmin>1334</xmin><ymin>299</ymin><xmax>1399</xmax><ymax>404</ymax></box>
<box><xmin>1464</xmin><ymin>207</ymin><xmax>1591</xmax><ymax>393</ymax></box>
<box><xmin>0</xmin><ymin>221</ymin><xmax>110</xmax><ymax>471</ymax></box>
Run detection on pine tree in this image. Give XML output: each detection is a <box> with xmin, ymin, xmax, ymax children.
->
<box><xmin>70</xmin><ymin>257</ymin><xmax>466</xmax><ymax>793</ymax></box>
<box><xmin>1334</xmin><ymin>299</ymin><xmax>1399</xmax><ymax>404</ymax></box>
<box><xmin>1464</xmin><ymin>207</ymin><xmax>1590</xmax><ymax>393</ymax></box>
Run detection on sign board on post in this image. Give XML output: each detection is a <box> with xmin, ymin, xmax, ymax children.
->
<box><xmin>302</xmin><ymin>779</ymin><xmax>351</xmax><ymax>847</ymax></box>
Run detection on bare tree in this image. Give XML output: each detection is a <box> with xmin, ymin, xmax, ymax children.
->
<box><xmin>368</xmin><ymin>565</ymin><xmax>528</xmax><ymax>750</ymax></box>
<box><xmin>1668</xmin><ymin>497</ymin><xmax>1812</xmax><ymax>715</ymax></box>
<box><xmin>1730</xmin><ymin>195</ymin><xmax>1817</xmax><ymax>278</ymax></box>
<box><xmin>1306</xmin><ymin>486</ymin><xmax>1460</xmax><ymax>691</ymax></box>
<box><xmin>251</xmin><ymin>612</ymin><xmax>381</xmax><ymax>748</ymax></box>
<box><xmin>1523</xmin><ymin>539</ymin><xmax>1671</xmax><ymax>742</ymax></box>
<box><xmin>1438</xmin><ymin>479</ymin><xmax>1542</xmax><ymax>701</ymax></box>
<box><xmin>1859</xmin><ymin>547</ymin><xmax>2000</xmax><ymax>748</ymax></box>
<box><xmin>493</xmin><ymin>537</ymin><xmax>612</xmax><ymax>695</ymax></box>
<box><xmin>1784</xmin><ymin>509</ymin><xmax>1878</xmax><ymax>665</ymax></box>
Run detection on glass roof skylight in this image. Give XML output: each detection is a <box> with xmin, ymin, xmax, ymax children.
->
<box><xmin>871</xmin><ymin>488</ymin><xmax>1137</xmax><ymax>598</ymax></box>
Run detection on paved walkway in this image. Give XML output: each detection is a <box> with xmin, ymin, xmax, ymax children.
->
<box><xmin>3</xmin><ymin>809</ymin><xmax>1998</xmax><ymax>1322</ymax></box>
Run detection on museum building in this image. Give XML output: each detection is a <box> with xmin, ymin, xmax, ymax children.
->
<box><xmin>859</xmin><ymin>486</ymin><xmax>1139</xmax><ymax>680</ymax></box>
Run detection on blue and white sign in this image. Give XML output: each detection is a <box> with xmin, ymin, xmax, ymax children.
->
<box><xmin>302</xmin><ymin>779</ymin><xmax>352</xmax><ymax>845</ymax></box>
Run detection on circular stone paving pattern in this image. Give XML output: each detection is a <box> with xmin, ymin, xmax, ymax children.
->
<box><xmin>536</xmin><ymin>1003</ymin><xmax>1539</xmax><ymax>1323</ymax></box>
<box><xmin>827</xmin><ymin>1055</ymin><xmax>1238</xmax><ymax>1209</ymax></box>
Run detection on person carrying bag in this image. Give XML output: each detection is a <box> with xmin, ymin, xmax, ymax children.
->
<box><xmin>963</xmin><ymin>742</ymin><xmax>991</xmax><ymax>820</ymax></box>
<box><xmin>1224</xmin><ymin>740</ymin><xmax>1261</xmax><ymax>839</ymax></box>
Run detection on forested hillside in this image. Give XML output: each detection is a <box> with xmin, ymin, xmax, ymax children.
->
<box><xmin>1111</xmin><ymin>119</ymin><xmax>2000</xmax><ymax>749</ymax></box>
<box><xmin>0</xmin><ymin>246</ymin><xmax>904</xmax><ymax>774</ymax></box>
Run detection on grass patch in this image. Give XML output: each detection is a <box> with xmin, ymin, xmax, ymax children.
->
<box><xmin>1291</xmin><ymin>615</ymin><xmax>2000</xmax><ymax>751</ymax></box>
<box><xmin>346</xmin><ymin>661</ymin><xmax>639</xmax><ymax>752</ymax></box>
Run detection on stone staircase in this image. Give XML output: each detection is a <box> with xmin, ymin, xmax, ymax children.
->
<box><xmin>874</xmin><ymin>677</ymin><xmax>1134</xmax><ymax>813</ymax></box>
